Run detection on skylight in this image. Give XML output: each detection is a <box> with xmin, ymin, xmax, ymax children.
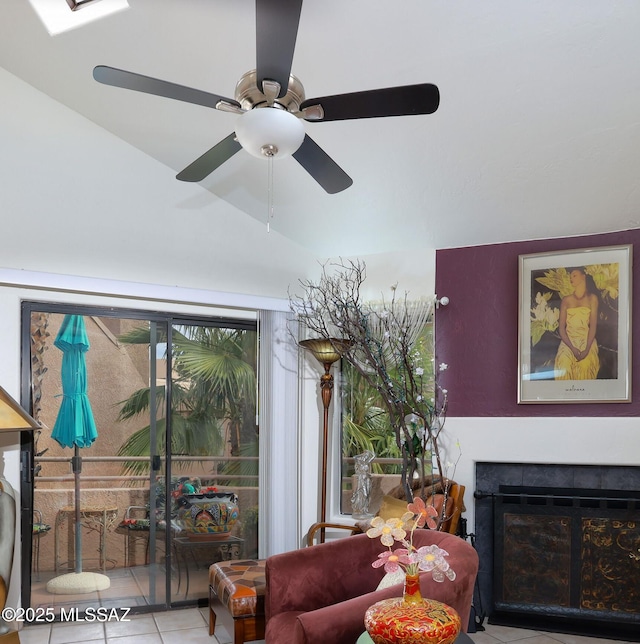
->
<box><xmin>28</xmin><ymin>0</ymin><xmax>129</xmax><ymax>36</ymax></box>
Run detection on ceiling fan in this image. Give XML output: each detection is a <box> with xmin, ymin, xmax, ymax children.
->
<box><xmin>93</xmin><ymin>0</ymin><xmax>439</xmax><ymax>194</ymax></box>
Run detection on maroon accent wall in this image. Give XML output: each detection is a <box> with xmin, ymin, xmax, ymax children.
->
<box><xmin>435</xmin><ymin>230</ymin><xmax>638</xmax><ymax>417</ymax></box>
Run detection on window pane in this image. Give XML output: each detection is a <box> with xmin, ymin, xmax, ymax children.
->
<box><xmin>119</xmin><ymin>321</ymin><xmax>259</xmax><ymax>600</ymax></box>
<box><xmin>339</xmin><ymin>318</ymin><xmax>434</xmax><ymax>515</ymax></box>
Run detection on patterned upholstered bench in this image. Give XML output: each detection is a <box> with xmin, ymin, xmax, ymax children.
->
<box><xmin>209</xmin><ymin>559</ymin><xmax>266</xmax><ymax>644</ymax></box>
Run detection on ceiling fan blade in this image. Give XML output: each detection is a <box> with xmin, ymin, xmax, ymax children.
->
<box><xmin>93</xmin><ymin>65</ymin><xmax>240</xmax><ymax>111</ymax></box>
<box><xmin>301</xmin><ymin>83</ymin><xmax>440</xmax><ymax>122</ymax></box>
<box><xmin>176</xmin><ymin>133</ymin><xmax>243</xmax><ymax>182</ymax></box>
<box><xmin>293</xmin><ymin>135</ymin><xmax>353</xmax><ymax>194</ymax></box>
<box><xmin>255</xmin><ymin>0</ymin><xmax>302</xmax><ymax>98</ymax></box>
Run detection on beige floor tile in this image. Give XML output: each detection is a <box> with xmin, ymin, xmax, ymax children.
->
<box><xmin>106</xmin><ymin>633</ymin><xmax>163</xmax><ymax>644</ymax></box>
<box><xmin>546</xmin><ymin>634</ymin><xmax>635</xmax><ymax>644</ymax></box>
<box><xmin>507</xmin><ymin>637</ymin><xmax>566</xmax><ymax>644</ymax></box>
<box><xmin>468</xmin><ymin>630</ymin><xmax>503</xmax><ymax>644</ymax></box>
<box><xmin>197</xmin><ymin>607</ymin><xmax>209</xmax><ymax>622</ymax></box>
<box><xmin>483</xmin><ymin>624</ymin><xmax>549</xmax><ymax>642</ymax></box>
<box><xmin>105</xmin><ymin>615</ymin><xmax>158</xmax><ymax>639</ymax></box>
<box><xmin>99</xmin><ymin>584</ymin><xmax>140</xmax><ymax>599</ymax></box>
<box><xmin>19</xmin><ymin>623</ymin><xmax>52</xmax><ymax>644</ymax></box>
<box><xmin>152</xmin><ymin>608</ymin><xmax>206</xmax><ymax>632</ymax></box>
<box><xmin>50</xmin><ymin>621</ymin><xmax>106</xmax><ymax>644</ymax></box>
<box><xmin>159</xmin><ymin>627</ymin><xmax>216</xmax><ymax>644</ymax></box>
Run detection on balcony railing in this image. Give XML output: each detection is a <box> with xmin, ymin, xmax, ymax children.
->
<box><xmin>34</xmin><ymin>455</ymin><xmax>259</xmax><ymax>488</ymax></box>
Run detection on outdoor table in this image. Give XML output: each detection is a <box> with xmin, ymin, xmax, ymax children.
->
<box><xmin>54</xmin><ymin>505</ymin><xmax>118</xmax><ymax>573</ymax></box>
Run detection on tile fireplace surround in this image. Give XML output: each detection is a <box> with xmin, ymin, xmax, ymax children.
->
<box><xmin>474</xmin><ymin>462</ymin><xmax>640</xmax><ymax>642</ymax></box>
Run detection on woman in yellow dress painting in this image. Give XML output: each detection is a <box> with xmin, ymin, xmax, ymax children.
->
<box><xmin>555</xmin><ymin>267</ymin><xmax>600</xmax><ymax>380</ymax></box>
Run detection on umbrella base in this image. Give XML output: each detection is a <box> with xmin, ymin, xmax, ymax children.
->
<box><xmin>46</xmin><ymin>572</ymin><xmax>110</xmax><ymax>595</ymax></box>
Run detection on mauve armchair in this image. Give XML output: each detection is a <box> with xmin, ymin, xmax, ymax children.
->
<box><xmin>265</xmin><ymin>530</ymin><xmax>479</xmax><ymax>644</ymax></box>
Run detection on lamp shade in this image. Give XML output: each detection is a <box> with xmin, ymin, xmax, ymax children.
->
<box><xmin>299</xmin><ymin>338</ymin><xmax>351</xmax><ymax>366</ymax></box>
<box><xmin>0</xmin><ymin>386</ymin><xmax>39</xmax><ymax>432</ymax></box>
<box><xmin>235</xmin><ymin>107</ymin><xmax>305</xmax><ymax>159</ymax></box>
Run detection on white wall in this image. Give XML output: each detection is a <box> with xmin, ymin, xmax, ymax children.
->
<box><xmin>338</xmin><ymin>250</ymin><xmax>436</xmax><ymax>300</ymax></box>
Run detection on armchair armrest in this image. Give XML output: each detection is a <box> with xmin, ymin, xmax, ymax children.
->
<box><xmin>306</xmin><ymin>522</ymin><xmax>362</xmax><ymax>546</ymax></box>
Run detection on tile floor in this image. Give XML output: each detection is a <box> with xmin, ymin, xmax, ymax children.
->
<box><xmin>16</xmin><ymin>610</ymin><xmax>636</xmax><ymax>644</ymax></box>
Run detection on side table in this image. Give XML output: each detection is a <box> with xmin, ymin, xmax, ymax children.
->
<box><xmin>54</xmin><ymin>505</ymin><xmax>118</xmax><ymax>573</ymax></box>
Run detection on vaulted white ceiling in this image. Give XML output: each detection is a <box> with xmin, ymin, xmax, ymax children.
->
<box><xmin>2</xmin><ymin>0</ymin><xmax>640</xmax><ymax>257</ymax></box>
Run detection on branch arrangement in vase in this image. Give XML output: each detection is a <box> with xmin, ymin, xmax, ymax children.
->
<box><xmin>291</xmin><ymin>259</ymin><xmax>455</xmax><ymax>513</ymax></box>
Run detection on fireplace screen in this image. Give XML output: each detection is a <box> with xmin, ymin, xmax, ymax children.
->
<box><xmin>502</xmin><ymin>513</ymin><xmax>571</xmax><ymax>607</ymax></box>
<box><xmin>582</xmin><ymin>517</ymin><xmax>640</xmax><ymax>613</ymax></box>
<box><xmin>493</xmin><ymin>486</ymin><xmax>640</xmax><ymax>630</ymax></box>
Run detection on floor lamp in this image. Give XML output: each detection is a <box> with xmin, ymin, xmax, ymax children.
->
<box><xmin>0</xmin><ymin>386</ymin><xmax>40</xmax><ymax>644</ymax></box>
<box><xmin>299</xmin><ymin>338</ymin><xmax>350</xmax><ymax>543</ymax></box>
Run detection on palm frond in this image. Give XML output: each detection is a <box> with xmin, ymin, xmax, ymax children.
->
<box><xmin>117</xmin><ymin>386</ymin><xmax>166</xmax><ymax>421</ymax></box>
<box><xmin>116</xmin><ymin>323</ymin><xmax>257</xmax><ymax>478</ymax></box>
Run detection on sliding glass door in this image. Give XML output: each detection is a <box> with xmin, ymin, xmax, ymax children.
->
<box><xmin>165</xmin><ymin>321</ymin><xmax>259</xmax><ymax>601</ymax></box>
<box><xmin>21</xmin><ymin>303</ymin><xmax>258</xmax><ymax>615</ymax></box>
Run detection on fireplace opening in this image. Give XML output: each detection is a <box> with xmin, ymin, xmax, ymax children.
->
<box><xmin>475</xmin><ymin>464</ymin><xmax>640</xmax><ymax>641</ymax></box>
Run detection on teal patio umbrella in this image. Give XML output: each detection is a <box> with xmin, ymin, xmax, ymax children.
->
<box><xmin>51</xmin><ymin>314</ymin><xmax>98</xmax><ymax>450</ymax></box>
<box><xmin>47</xmin><ymin>314</ymin><xmax>110</xmax><ymax>594</ymax></box>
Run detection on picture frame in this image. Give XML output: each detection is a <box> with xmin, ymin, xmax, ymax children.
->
<box><xmin>518</xmin><ymin>244</ymin><xmax>632</xmax><ymax>404</ymax></box>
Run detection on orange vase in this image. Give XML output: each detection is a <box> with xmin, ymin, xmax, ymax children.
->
<box><xmin>364</xmin><ymin>573</ymin><xmax>461</xmax><ymax>644</ymax></box>
<box><xmin>402</xmin><ymin>572</ymin><xmax>423</xmax><ymax>605</ymax></box>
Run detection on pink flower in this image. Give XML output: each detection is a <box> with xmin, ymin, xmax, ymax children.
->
<box><xmin>406</xmin><ymin>497</ymin><xmax>438</xmax><ymax>529</ymax></box>
<box><xmin>414</xmin><ymin>544</ymin><xmax>457</xmax><ymax>582</ymax></box>
<box><xmin>372</xmin><ymin>548</ymin><xmax>412</xmax><ymax>573</ymax></box>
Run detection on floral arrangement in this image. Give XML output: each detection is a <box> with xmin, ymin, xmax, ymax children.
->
<box><xmin>367</xmin><ymin>497</ymin><xmax>456</xmax><ymax>582</ymax></box>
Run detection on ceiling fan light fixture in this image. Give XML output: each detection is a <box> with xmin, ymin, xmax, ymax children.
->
<box><xmin>235</xmin><ymin>107</ymin><xmax>305</xmax><ymax>160</ymax></box>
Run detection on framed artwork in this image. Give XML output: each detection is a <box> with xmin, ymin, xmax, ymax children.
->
<box><xmin>518</xmin><ymin>244</ymin><xmax>632</xmax><ymax>403</ymax></box>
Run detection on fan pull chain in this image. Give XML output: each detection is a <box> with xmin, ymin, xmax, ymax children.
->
<box><xmin>267</xmin><ymin>155</ymin><xmax>274</xmax><ymax>233</ymax></box>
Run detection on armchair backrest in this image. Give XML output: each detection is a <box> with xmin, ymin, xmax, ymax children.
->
<box><xmin>265</xmin><ymin>529</ymin><xmax>479</xmax><ymax>644</ymax></box>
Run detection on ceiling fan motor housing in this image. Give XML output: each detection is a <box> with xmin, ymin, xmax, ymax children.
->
<box><xmin>235</xmin><ymin>70</ymin><xmax>305</xmax><ymax>112</ymax></box>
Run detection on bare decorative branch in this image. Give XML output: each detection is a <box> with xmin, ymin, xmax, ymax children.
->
<box><xmin>290</xmin><ymin>259</ymin><xmax>449</xmax><ymax>507</ymax></box>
